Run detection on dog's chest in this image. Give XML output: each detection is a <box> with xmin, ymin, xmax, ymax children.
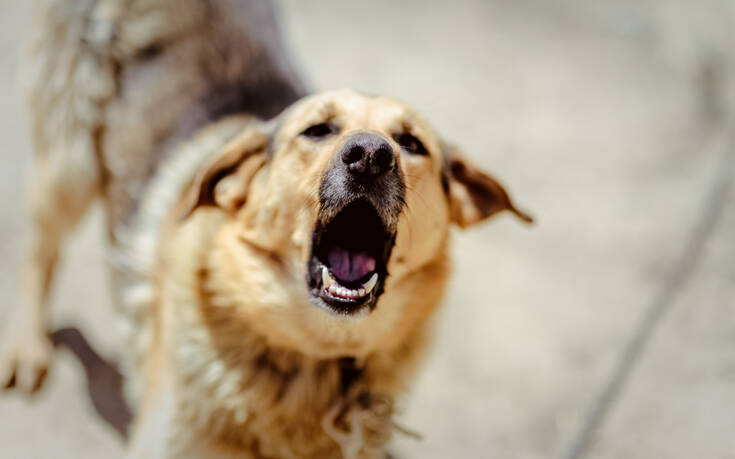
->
<box><xmin>169</xmin><ymin>314</ymin><xmax>394</xmax><ymax>458</ymax></box>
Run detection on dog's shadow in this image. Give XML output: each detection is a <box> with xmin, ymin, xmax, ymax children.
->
<box><xmin>50</xmin><ymin>327</ymin><xmax>132</xmax><ymax>439</ymax></box>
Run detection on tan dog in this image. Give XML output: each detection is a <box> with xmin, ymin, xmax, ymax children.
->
<box><xmin>1</xmin><ymin>1</ymin><xmax>531</xmax><ymax>457</ymax></box>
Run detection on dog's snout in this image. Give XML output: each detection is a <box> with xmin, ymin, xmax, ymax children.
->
<box><xmin>321</xmin><ymin>131</ymin><xmax>405</xmax><ymax>230</ymax></box>
<box><xmin>340</xmin><ymin>134</ymin><xmax>395</xmax><ymax>177</ymax></box>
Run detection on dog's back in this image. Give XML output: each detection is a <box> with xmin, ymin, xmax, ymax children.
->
<box><xmin>24</xmin><ymin>0</ymin><xmax>306</xmax><ymax>236</ymax></box>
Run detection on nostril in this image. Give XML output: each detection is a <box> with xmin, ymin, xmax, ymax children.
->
<box><xmin>343</xmin><ymin>145</ymin><xmax>364</xmax><ymax>165</ymax></box>
<box><xmin>373</xmin><ymin>147</ymin><xmax>395</xmax><ymax>172</ymax></box>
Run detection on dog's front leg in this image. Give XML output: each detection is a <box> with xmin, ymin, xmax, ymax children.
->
<box><xmin>0</xmin><ymin>243</ymin><xmax>57</xmax><ymax>393</ymax></box>
<box><xmin>0</xmin><ymin>150</ymin><xmax>98</xmax><ymax>393</ymax></box>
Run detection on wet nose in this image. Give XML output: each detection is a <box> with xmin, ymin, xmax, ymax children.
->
<box><xmin>340</xmin><ymin>133</ymin><xmax>396</xmax><ymax>177</ymax></box>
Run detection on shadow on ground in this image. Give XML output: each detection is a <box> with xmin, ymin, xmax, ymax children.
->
<box><xmin>51</xmin><ymin>327</ymin><xmax>132</xmax><ymax>439</ymax></box>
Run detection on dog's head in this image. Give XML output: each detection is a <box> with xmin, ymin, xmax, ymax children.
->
<box><xmin>182</xmin><ymin>89</ymin><xmax>530</xmax><ymax>355</ymax></box>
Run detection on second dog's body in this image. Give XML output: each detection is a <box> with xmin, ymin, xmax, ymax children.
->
<box><xmin>1</xmin><ymin>1</ymin><xmax>530</xmax><ymax>457</ymax></box>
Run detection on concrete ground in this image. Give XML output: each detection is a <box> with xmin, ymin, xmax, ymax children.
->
<box><xmin>1</xmin><ymin>1</ymin><xmax>734</xmax><ymax>458</ymax></box>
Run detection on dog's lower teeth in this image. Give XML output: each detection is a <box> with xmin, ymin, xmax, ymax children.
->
<box><xmin>323</xmin><ymin>269</ymin><xmax>380</xmax><ymax>299</ymax></box>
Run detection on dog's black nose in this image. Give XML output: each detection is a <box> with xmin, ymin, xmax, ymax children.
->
<box><xmin>340</xmin><ymin>133</ymin><xmax>395</xmax><ymax>177</ymax></box>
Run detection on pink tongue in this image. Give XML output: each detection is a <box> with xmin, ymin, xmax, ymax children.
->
<box><xmin>327</xmin><ymin>247</ymin><xmax>376</xmax><ymax>282</ymax></box>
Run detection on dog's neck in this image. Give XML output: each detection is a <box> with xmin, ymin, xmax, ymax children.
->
<box><xmin>166</xmin><ymin>241</ymin><xmax>399</xmax><ymax>457</ymax></box>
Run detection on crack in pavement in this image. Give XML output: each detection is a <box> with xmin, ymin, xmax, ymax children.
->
<box><xmin>562</xmin><ymin>121</ymin><xmax>735</xmax><ymax>459</ymax></box>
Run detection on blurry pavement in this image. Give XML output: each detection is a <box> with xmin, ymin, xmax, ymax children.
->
<box><xmin>1</xmin><ymin>1</ymin><xmax>734</xmax><ymax>458</ymax></box>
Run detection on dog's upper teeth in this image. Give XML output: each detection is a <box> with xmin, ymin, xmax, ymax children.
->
<box><xmin>362</xmin><ymin>273</ymin><xmax>378</xmax><ymax>294</ymax></box>
<box><xmin>322</xmin><ymin>266</ymin><xmax>335</xmax><ymax>288</ymax></box>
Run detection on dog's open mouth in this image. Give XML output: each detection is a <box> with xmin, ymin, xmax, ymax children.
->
<box><xmin>308</xmin><ymin>199</ymin><xmax>394</xmax><ymax>315</ymax></box>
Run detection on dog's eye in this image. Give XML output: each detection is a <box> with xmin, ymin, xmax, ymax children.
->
<box><xmin>135</xmin><ymin>42</ymin><xmax>164</xmax><ymax>61</ymax></box>
<box><xmin>301</xmin><ymin>123</ymin><xmax>337</xmax><ymax>139</ymax></box>
<box><xmin>393</xmin><ymin>133</ymin><xmax>428</xmax><ymax>155</ymax></box>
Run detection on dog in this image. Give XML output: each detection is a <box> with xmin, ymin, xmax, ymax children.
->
<box><xmin>0</xmin><ymin>0</ymin><xmax>531</xmax><ymax>457</ymax></box>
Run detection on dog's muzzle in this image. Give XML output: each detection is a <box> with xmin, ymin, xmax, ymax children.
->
<box><xmin>307</xmin><ymin>132</ymin><xmax>406</xmax><ymax>316</ymax></box>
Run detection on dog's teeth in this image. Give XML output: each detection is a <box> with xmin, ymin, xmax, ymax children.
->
<box><xmin>322</xmin><ymin>266</ymin><xmax>335</xmax><ymax>288</ymax></box>
<box><xmin>362</xmin><ymin>273</ymin><xmax>378</xmax><ymax>294</ymax></box>
<box><xmin>324</xmin><ymin>274</ymin><xmax>376</xmax><ymax>299</ymax></box>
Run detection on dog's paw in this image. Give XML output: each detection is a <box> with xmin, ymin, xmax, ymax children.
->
<box><xmin>0</xmin><ymin>329</ymin><xmax>52</xmax><ymax>394</ymax></box>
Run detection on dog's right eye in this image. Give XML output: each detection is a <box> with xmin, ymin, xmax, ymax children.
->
<box><xmin>301</xmin><ymin>123</ymin><xmax>337</xmax><ymax>139</ymax></box>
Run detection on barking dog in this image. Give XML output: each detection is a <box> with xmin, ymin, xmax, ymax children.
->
<box><xmin>0</xmin><ymin>0</ymin><xmax>531</xmax><ymax>457</ymax></box>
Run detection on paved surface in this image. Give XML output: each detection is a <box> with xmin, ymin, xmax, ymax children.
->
<box><xmin>1</xmin><ymin>1</ymin><xmax>734</xmax><ymax>458</ymax></box>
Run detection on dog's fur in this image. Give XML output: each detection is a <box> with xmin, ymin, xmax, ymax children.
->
<box><xmin>0</xmin><ymin>1</ymin><xmax>530</xmax><ymax>457</ymax></box>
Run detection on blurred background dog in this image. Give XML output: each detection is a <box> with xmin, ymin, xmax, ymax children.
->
<box><xmin>1</xmin><ymin>1</ymin><xmax>735</xmax><ymax>458</ymax></box>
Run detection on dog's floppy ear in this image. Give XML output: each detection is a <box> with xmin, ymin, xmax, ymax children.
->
<box><xmin>443</xmin><ymin>143</ymin><xmax>533</xmax><ymax>228</ymax></box>
<box><xmin>180</xmin><ymin>126</ymin><xmax>270</xmax><ymax>219</ymax></box>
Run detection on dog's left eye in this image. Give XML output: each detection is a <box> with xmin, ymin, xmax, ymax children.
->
<box><xmin>393</xmin><ymin>133</ymin><xmax>428</xmax><ymax>155</ymax></box>
<box><xmin>301</xmin><ymin>123</ymin><xmax>338</xmax><ymax>139</ymax></box>
<box><xmin>135</xmin><ymin>42</ymin><xmax>165</xmax><ymax>61</ymax></box>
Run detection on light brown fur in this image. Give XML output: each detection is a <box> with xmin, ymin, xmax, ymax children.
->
<box><xmin>1</xmin><ymin>2</ymin><xmax>530</xmax><ymax>458</ymax></box>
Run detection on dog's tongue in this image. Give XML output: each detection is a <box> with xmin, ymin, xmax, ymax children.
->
<box><xmin>327</xmin><ymin>246</ymin><xmax>376</xmax><ymax>282</ymax></box>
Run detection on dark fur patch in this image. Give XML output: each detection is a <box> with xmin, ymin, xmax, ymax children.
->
<box><xmin>338</xmin><ymin>357</ymin><xmax>363</xmax><ymax>395</ymax></box>
<box><xmin>203</xmin><ymin>76</ymin><xmax>305</xmax><ymax>122</ymax></box>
